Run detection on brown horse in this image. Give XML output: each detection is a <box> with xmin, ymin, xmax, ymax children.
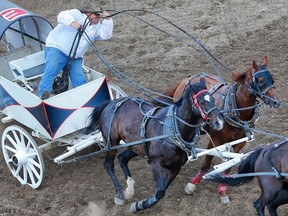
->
<box><xmin>156</xmin><ymin>56</ymin><xmax>280</xmax><ymax>203</ymax></box>
<box><xmin>86</xmin><ymin>79</ymin><xmax>224</xmax><ymax>213</ymax></box>
<box><xmin>205</xmin><ymin>139</ymin><xmax>288</xmax><ymax>216</ymax></box>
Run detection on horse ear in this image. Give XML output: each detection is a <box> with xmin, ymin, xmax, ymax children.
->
<box><xmin>200</xmin><ymin>77</ymin><xmax>206</xmax><ymax>88</ymax></box>
<box><xmin>252</xmin><ymin>60</ymin><xmax>259</xmax><ymax>71</ymax></box>
<box><xmin>246</xmin><ymin>68</ymin><xmax>254</xmax><ymax>84</ymax></box>
<box><xmin>263</xmin><ymin>56</ymin><xmax>268</xmax><ymax>67</ymax></box>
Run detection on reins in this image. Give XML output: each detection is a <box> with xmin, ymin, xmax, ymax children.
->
<box><xmin>81</xmin><ymin>9</ymin><xmax>233</xmax><ymax>105</ymax></box>
<box><xmin>106</xmin><ymin>9</ymin><xmax>231</xmax><ymax>76</ymax></box>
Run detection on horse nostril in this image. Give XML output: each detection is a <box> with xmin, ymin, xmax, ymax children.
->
<box><xmin>272</xmin><ymin>100</ymin><xmax>280</xmax><ymax>108</ymax></box>
<box><xmin>274</xmin><ymin>101</ymin><xmax>280</xmax><ymax>108</ymax></box>
<box><xmin>216</xmin><ymin>119</ymin><xmax>224</xmax><ymax>130</ymax></box>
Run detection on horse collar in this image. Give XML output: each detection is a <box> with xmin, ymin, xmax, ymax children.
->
<box><xmin>223</xmin><ymin>83</ymin><xmax>259</xmax><ymax>129</ymax></box>
<box><xmin>163</xmin><ymin>105</ymin><xmax>200</xmax><ymax>157</ymax></box>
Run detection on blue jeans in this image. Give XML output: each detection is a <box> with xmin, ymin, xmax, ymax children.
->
<box><xmin>37</xmin><ymin>47</ymin><xmax>87</xmax><ymax>97</ymax></box>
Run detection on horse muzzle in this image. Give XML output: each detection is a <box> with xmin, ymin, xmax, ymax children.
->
<box><xmin>263</xmin><ymin>96</ymin><xmax>281</xmax><ymax>108</ymax></box>
<box><xmin>208</xmin><ymin>110</ymin><xmax>224</xmax><ymax>131</ymax></box>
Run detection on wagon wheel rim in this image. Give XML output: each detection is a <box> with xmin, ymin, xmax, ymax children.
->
<box><xmin>1</xmin><ymin>125</ymin><xmax>44</xmax><ymax>189</ymax></box>
<box><xmin>108</xmin><ymin>83</ymin><xmax>127</xmax><ymax>99</ymax></box>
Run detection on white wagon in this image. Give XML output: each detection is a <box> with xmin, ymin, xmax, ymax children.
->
<box><xmin>0</xmin><ymin>0</ymin><xmax>126</xmax><ymax>189</ymax></box>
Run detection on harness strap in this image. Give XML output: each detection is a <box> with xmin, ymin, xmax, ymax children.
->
<box><xmin>163</xmin><ymin>105</ymin><xmax>201</xmax><ymax>157</ymax></box>
<box><xmin>106</xmin><ymin>97</ymin><xmax>131</xmax><ymax>149</ymax></box>
<box><xmin>222</xmin><ymin>83</ymin><xmax>259</xmax><ymax>138</ymax></box>
<box><xmin>140</xmin><ymin>106</ymin><xmax>159</xmax><ymax>160</ymax></box>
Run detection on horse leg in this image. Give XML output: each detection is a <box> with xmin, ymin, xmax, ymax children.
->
<box><xmin>117</xmin><ymin>148</ymin><xmax>138</xmax><ymax>200</ymax></box>
<box><xmin>130</xmin><ymin>160</ymin><xmax>180</xmax><ymax>213</ymax></box>
<box><xmin>185</xmin><ymin>153</ymin><xmax>214</xmax><ymax>194</ymax></box>
<box><xmin>104</xmin><ymin>150</ymin><xmax>125</xmax><ymax>205</ymax></box>
<box><xmin>216</xmin><ymin>141</ymin><xmax>246</xmax><ymax>204</ymax></box>
<box><xmin>253</xmin><ymin>198</ymin><xmax>265</xmax><ymax>216</ymax></box>
<box><xmin>216</xmin><ymin>170</ymin><xmax>231</xmax><ymax>204</ymax></box>
<box><xmin>253</xmin><ymin>178</ymin><xmax>282</xmax><ymax>216</ymax></box>
<box><xmin>267</xmin><ymin>189</ymin><xmax>288</xmax><ymax>216</ymax></box>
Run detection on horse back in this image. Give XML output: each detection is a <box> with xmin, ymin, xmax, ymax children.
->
<box><xmin>256</xmin><ymin>140</ymin><xmax>288</xmax><ymax>179</ymax></box>
<box><xmin>173</xmin><ymin>73</ymin><xmax>228</xmax><ymax>104</ymax></box>
<box><xmin>100</xmin><ymin>97</ymin><xmax>160</xmax><ymax>146</ymax></box>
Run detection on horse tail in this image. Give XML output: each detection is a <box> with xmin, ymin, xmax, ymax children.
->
<box><xmin>205</xmin><ymin>147</ymin><xmax>263</xmax><ymax>186</ymax></box>
<box><xmin>85</xmin><ymin>100</ymin><xmax>111</xmax><ymax>134</ymax></box>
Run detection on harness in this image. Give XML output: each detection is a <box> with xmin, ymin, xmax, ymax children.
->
<box><xmin>222</xmin><ymin>83</ymin><xmax>259</xmax><ymax>139</ymax></box>
<box><xmin>163</xmin><ymin>105</ymin><xmax>200</xmax><ymax>157</ymax></box>
<box><xmin>106</xmin><ymin>96</ymin><xmax>162</xmax><ymax>160</ymax></box>
<box><xmin>140</xmin><ymin>104</ymin><xmax>159</xmax><ymax>159</ymax></box>
<box><xmin>106</xmin><ymin>97</ymin><xmax>131</xmax><ymax>149</ymax></box>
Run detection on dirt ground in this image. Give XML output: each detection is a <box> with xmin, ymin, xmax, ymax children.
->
<box><xmin>0</xmin><ymin>0</ymin><xmax>288</xmax><ymax>215</ymax></box>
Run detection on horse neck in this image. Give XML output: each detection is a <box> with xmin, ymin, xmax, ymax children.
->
<box><xmin>176</xmin><ymin>98</ymin><xmax>200</xmax><ymax>136</ymax></box>
<box><xmin>234</xmin><ymin>82</ymin><xmax>257</xmax><ymax>120</ymax></box>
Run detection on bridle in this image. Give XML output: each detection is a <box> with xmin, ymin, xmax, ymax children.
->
<box><xmin>192</xmin><ymin>89</ymin><xmax>217</xmax><ymax>121</ymax></box>
<box><xmin>247</xmin><ymin>68</ymin><xmax>275</xmax><ymax>99</ymax></box>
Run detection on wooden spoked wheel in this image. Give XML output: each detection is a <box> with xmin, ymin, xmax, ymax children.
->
<box><xmin>108</xmin><ymin>83</ymin><xmax>127</xmax><ymax>99</ymax></box>
<box><xmin>2</xmin><ymin>125</ymin><xmax>44</xmax><ymax>189</ymax></box>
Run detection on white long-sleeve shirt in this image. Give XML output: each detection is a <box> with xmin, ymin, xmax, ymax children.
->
<box><xmin>46</xmin><ymin>9</ymin><xmax>113</xmax><ymax>58</ymax></box>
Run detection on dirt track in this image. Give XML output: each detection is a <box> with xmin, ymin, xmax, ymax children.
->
<box><xmin>0</xmin><ymin>0</ymin><xmax>288</xmax><ymax>215</ymax></box>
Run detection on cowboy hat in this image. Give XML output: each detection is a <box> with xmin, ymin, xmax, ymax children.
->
<box><xmin>80</xmin><ymin>4</ymin><xmax>102</xmax><ymax>14</ymax></box>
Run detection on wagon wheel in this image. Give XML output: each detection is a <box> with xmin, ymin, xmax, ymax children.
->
<box><xmin>108</xmin><ymin>83</ymin><xmax>127</xmax><ymax>99</ymax></box>
<box><xmin>2</xmin><ymin>125</ymin><xmax>44</xmax><ymax>189</ymax></box>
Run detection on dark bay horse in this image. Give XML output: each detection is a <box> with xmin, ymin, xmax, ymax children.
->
<box><xmin>156</xmin><ymin>56</ymin><xmax>280</xmax><ymax>203</ymax></box>
<box><xmin>205</xmin><ymin>139</ymin><xmax>288</xmax><ymax>216</ymax></box>
<box><xmin>86</xmin><ymin>79</ymin><xmax>224</xmax><ymax>213</ymax></box>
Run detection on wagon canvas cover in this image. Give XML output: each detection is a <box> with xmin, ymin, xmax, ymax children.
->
<box><xmin>0</xmin><ymin>0</ymin><xmax>53</xmax><ymax>47</ymax></box>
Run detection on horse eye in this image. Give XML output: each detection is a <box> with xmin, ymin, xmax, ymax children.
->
<box><xmin>257</xmin><ymin>78</ymin><xmax>264</xmax><ymax>86</ymax></box>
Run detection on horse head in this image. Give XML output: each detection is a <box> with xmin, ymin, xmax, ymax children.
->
<box><xmin>245</xmin><ymin>56</ymin><xmax>280</xmax><ymax>108</ymax></box>
<box><xmin>190</xmin><ymin>78</ymin><xmax>224</xmax><ymax>131</ymax></box>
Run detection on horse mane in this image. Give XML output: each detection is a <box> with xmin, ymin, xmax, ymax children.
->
<box><xmin>164</xmin><ymin>81</ymin><xmax>182</xmax><ymax>98</ymax></box>
<box><xmin>230</xmin><ymin>66</ymin><xmax>252</xmax><ymax>84</ymax></box>
<box><xmin>174</xmin><ymin>80</ymin><xmax>206</xmax><ymax>107</ymax></box>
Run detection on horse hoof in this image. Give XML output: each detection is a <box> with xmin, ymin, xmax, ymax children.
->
<box><xmin>114</xmin><ymin>196</ymin><xmax>125</xmax><ymax>205</ymax></box>
<box><xmin>184</xmin><ymin>182</ymin><xmax>196</xmax><ymax>195</ymax></box>
<box><xmin>220</xmin><ymin>195</ymin><xmax>230</xmax><ymax>204</ymax></box>
<box><xmin>124</xmin><ymin>177</ymin><xmax>135</xmax><ymax>200</ymax></box>
<box><xmin>124</xmin><ymin>188</ymin><xmax>134</xmax><ymax>200</ymax></box>
<box><xmin>130</xmin><ymin>202</ymin><xmax>137</xmax><ymax>213</ymax></box>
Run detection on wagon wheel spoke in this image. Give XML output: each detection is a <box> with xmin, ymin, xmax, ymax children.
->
<box><xmin>27</xmin><ymin>159</ymin><xmax>41</xmax><ymax>179</ymax></box>
<box><xmin>14</xmin><ymin>164</ymin><xmax>23</xmax><ymax>177</ymax></box>
<box><xmin>26</xmin><ymin>164</ymin><xmax>36</xmax><ymax>186</ymax></box>
<box><xmin>108</xmin><ymin>83</ymin><xmax>127</xmax><ymax>100</ymax></box>
<box><xmin>23</xmin><ymin>165</ymin><xmax>28</xmax><ymax>183</ymax></box>
<box><xmin>6</xmin><ymin>134</ymin><xmax>18</xmax><ymax>150</ymax></box>
<box><xmin>3</xmin><ymin>144</ymin><xmax>17</xmax><ymax>154</ymax></box>
<box><xmin>27</xmin><ymin>158</ymin><xmax>41</xmax><ymax>169</ymax></box>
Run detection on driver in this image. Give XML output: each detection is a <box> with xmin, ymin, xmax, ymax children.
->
<box><xmin>37</xmin><ymin>4</ymin><xmax>113</xmax><ymax>99</ymax></box>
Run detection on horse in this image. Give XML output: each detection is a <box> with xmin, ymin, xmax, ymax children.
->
<box><xmin>204</xmin><ymin>139</ymin><xmax>288</xmax><ymax>216</ymax></box>
<box><xmin>154</xmin><ymin>56</ymin><xmax>281</xmax><ymax>203</ymax></box>
<box><xmin>86</xmin><ymin>78</ymin><xmax>224</xmax><ymax>213</ymax></box>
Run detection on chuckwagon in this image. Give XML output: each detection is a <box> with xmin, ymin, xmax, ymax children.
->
<box><xmin>0</xmin><ymin>0</ymin><xmax>126</xmax><ymax>189</ymax></box>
